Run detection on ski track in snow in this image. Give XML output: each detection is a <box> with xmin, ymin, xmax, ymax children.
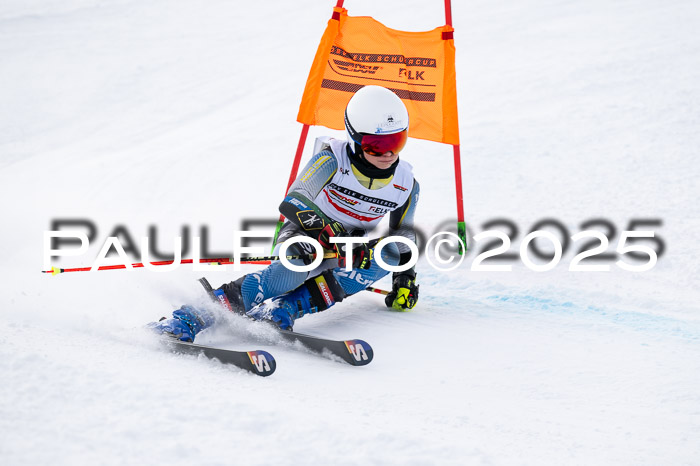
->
<box><xmin>2</xmin><ymin>0</ymin><xmax>700</xmax><ymax>464</ymax></box>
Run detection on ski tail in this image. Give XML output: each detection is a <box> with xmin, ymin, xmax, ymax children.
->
<box><xmin>276</xmin><ymin>330</ymin><xmax>374</xmax><ymax>366</ymax></box>
<box><xmin>199</xmin><ymin>277</ymin><xmax>216</xmax><ymax>300</ymax></box>
<box><xmin>161</xmin><ymin>338</ymin><xmax>276</xmax><ymax>376</ymax></box>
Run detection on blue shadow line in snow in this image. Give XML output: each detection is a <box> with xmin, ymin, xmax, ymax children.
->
<box><xmin>485</xmin><ymin>294</ymin><xmax>700</xmax><ymax>342</ymax></box>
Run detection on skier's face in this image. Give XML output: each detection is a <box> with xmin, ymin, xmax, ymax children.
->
<box><xmin>364</xmin><ymin>150</ymin><xmax>399</xmax><ymax>169</ymax></box>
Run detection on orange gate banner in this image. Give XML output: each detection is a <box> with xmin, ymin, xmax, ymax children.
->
<box><xmin>297</xmin><ymin>7</ymin><xmax>459</xmax><ymax>145</ymax></box>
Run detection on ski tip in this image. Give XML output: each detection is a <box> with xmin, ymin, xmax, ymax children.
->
<box><xmin>247</xmin><ymin>350</ymin><xmax>277</xmax><ymax>376</ymax></box>
<box><xmin>343</xmin><ymin>339</ymin><xmax>374</xmax><ymax>366</ymax></box>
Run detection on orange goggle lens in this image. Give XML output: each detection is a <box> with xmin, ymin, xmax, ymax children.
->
<box><xmin>360</xmin><ymin>130</ymin><xmax>408</xmax><ymax>156</ymax></box>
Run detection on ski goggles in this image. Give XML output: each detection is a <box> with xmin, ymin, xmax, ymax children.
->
<box><xmin>360</xmin><ymin>129</ymin><xmax>408</xmax><ymax>156</ymax></box>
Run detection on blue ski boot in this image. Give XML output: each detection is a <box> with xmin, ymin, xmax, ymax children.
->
<box><xmin>246</xmin><ymin>295</ymin><xmax>300</xmax><ymax>330</ymax></box>
<box><xmin>247</xmin><ymin>271</ymin><xmax>346</xmax><ymax>330</ymax></box>
<box><xmin>147</xmin><ymin>305</ymin><xmax>215</xmax><ymax>342</ymax></box>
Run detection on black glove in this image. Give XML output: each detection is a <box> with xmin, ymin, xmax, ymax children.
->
<box><xmin>318</xmin><ymin>221</ymin><xmax>372</xmax><ymax>270</ymax></box>
<box><xmin>385</xmin><ymin>273</ymin><xmax>419</xmax><ymax>310</ymax></box>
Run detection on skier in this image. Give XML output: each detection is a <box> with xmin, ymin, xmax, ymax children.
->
<box><xmin>149</xmin><ymin>85</ymin><xmax>420</xmax><ymax>342</ymax></box>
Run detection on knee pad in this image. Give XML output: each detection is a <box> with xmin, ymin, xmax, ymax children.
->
<box><xmin>304</xmin><ymin>270</ymin><xmax>347</xmax><ymax>312</ymax></box>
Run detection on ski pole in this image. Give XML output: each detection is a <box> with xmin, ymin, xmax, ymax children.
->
<box><xmin>366</xmin><ymin>286</ymin><xmax>389</xmax><ymax>295</ymax></box>
<box><xmin>42</xmin><ymin>252</ymin><xmax>338</xmax><ymax>275</ymax></box>
<box><xmin>43</xmin><ymin>253</ymin><xmax>391</xmax><ymax>295</ymax></box>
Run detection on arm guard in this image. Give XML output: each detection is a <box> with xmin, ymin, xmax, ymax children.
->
<box><xmin>279</xmin><ymin>150</ymin><xmax>338</xmax><ymax>234</ymax></box>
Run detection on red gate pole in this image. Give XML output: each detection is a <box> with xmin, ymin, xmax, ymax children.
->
<box><xmin>444</xmin><ymin>0</ymin><xmax>467</xmax><ymax>252</ymax></box>
<box><xmin>286</xmin><ymin>124</ymin><xmax>311</xmax><ymax>195</ymax></box>
<box><xmin>271</xmin><ymin>123</ymin><xmax>309</xmax><ymax>250</ymax></box>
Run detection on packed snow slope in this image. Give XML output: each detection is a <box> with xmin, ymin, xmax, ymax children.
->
<box><xmin>1</xmin><ymin>0</ymin><xmax>700</xmax><ymax>464</ymax></box>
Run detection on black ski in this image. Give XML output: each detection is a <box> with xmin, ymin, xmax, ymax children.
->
<box><xmin>199</xmin><ymin>277</ymin><xmax>373</xmax><ymax>366</ymax></box>
<box><xmin>161</xmin><ymin>338</ymin><xmax>276</xmax><ymax>377</ymax></box>
<box><xmin>275</xmin><ymin>329</ymin><xmax>373</xmax><ymax>366</ymax></box>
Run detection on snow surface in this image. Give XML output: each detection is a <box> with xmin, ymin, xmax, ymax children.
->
<box><xmin>2</xmin><ymin>0</ymin><xmax>700</xmax><ymax>464</ymax></box>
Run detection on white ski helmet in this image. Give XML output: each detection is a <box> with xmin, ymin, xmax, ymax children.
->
<box><xmin>344</xmin><ymin>85</ymin><xmax>409</xmax><ymax>155</ymax></box>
